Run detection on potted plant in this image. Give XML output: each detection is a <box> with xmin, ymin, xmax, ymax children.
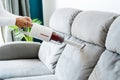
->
<box><xmin>9</xmin><ymin>18</ymin><xmax>42</xmax><ymax>41</ymax></box>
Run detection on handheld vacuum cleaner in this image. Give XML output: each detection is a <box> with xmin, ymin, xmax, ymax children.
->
<box><xmin>29</xmin><ymin>23</ymin><xmax>86</xmax><ymax>49</ymax></box>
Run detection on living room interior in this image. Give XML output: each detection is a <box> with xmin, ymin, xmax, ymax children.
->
<box><xmin>0</xmin><ymin>0</ymin><xmax>120</xmax><ymax>80</ymax></box>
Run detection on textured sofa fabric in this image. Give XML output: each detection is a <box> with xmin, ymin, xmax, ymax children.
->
<box><xmin>71</xmin><ymin>11</ymin><xmax>118</xmax><ymax>47</ymax></box>
<box><xmin>88</xmin><ymin>16</ymin><xmax>120</xmax><ymax>80</ymax></box>
<box><xmin>0</xmin><ymin>8</ymin><xmax>120</xmax><ymax>80</ymax></box>
<box><xmin>38</xmin><ymin>40</ymin><xmax>66</xmax><ymax>73</ymax></box>
<box><xmin>105</xmin><ymin>16</ymin><xmax>120</xmax><ymax>53</ymax></box>
<box><xmin>38</xmin><ymin>8</ymin><xmax>81</xmax><ymax>73</ymax></box>
<box><xmin>49</xmin><ymin>8</ymin><xmax>81</xmax><ymax>34</ymax></box>
<box><xmin>0</xmin><ymin>59</ymin><xmax>52</xmax><ymax>80</ymax></box>
<box><xmin>0</xmin><ymin>42</ymin><xmax>40</xmax><ymax>60</ymax></box>
<box><xmin>55</xmin><ymin>37</ymin><xmax>105</xmax><ymax>80</ymax></box>
<box><xmin>5</xmin><ymin>75</ymin><xmax>57</xmax><ymax>80</ymax></box>
<box><xmin>55</xmin><ymin>11</ymin><xmax>118</xmax><ymax>80</ymax></box>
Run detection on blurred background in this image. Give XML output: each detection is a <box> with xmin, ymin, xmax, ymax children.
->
<box><xmin>0</xmin><ymin>0</ymin><xmax>120</xmax><ymax>45</ymax></box>
<box><xmin>0</xmin><ymin>0</ymin><xmax>43</xmax><ymax>43</ymax></box>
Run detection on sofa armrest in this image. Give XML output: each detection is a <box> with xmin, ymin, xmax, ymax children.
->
<box><xmin>0</xmin><ymin>41</ymin><xmax>41</xmax><ymax>60</ymax></box>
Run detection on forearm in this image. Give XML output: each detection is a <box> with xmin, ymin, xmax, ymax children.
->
<box><xmin>0</xmin><ymin>1</ymin><xmax>32</xmax><ymax>27</ymax></box>
<box><xmin>0</xmin><ymin>9</ymin><xmax>20</xmax><ymax>26</ymax></box>
<box><xmin>0</xmin><ymin>42</ymin><xmax>41</xmax><ymax>60</ymax></box>
<box><xmin>0</xmin><ymin>17</ymin><xmax>16</xmax><ymax>26</ymax></box>
<box><xmin>0</xmin><ymin>10</ymin><xmax>20</xmax><ymax>18</ymax></box>
<box><xmin>0</xmin><ymin>1</ymin><xmax>20</xmax><ymax>26</ymax></box>
<box><xmin>0</xmin><ymin>8</ymin><xmax>22</xmax><ymax>26</ymax></box>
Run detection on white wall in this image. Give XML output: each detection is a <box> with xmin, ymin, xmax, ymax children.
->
<box><xmin>43</xmin><ymin>0</ymin><xmax>120</xmax><ymax>26</ymax></box>
<box><xmin>56</xmin><ymin>0</ymin><xmax>120</xmax><ymax>13</ymax></box>
<box><xmin>42</xmin><ymin>0</ymin><xmax>56</xmax><ymax>26</ymax></box>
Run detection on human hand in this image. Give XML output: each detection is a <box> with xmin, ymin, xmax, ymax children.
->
<box><xmin>16</xmin><ymin>17</ymin><xmax>33</xmax><ymax>28</ymax></box>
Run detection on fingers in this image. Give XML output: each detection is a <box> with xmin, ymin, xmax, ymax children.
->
<box><xmin>26</xmin><ymin>21</ymin><xmax>33</xmax><ymax>27</ymax></box>
<box><xmin>16</xmin><ymin>17</ymin><xmax>33</xmax><ymax>28</ymax></box>
<box><xmin>22</xmin><ymin>21</ymin><xmax>33</xmax><ymax>28</ymax></box>
<box><xmin>24</xmin><ymin>16</ymin><xmax>32</xmax><ymax>22</ymax></box>
<box><xmin>16</xmin><ymin>18</ymin><xmax>24</xmax><ymax>28</ymax></box>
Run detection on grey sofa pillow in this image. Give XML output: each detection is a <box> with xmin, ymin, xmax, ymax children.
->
<box><xmin>105</xmin><ymin>16</ymin><xmax>120</xmax><ymax>54</ymax></box>
<box><xmin>72</xmin><ymin>11</ymin><xmax>118</xmax><ymax>47</ymax></box>
<box><xmin>55</xmin><ymin>37</ymin><xmax>104</xmax><ymax>80</ymax></box>
<box><xmin>89</xmin><ymin>16</ymin><xmax>120</xmax><ymax>80</ymax></box>
<box><xmin>88</xmin><ymin>50</ymin><xmax>120</xmax><ymax>80</ymax></box>
<box><xmin>38</xmin><ymin>8</ymin><xmax>81</xmax><ymax>73</ymax></box>
<box><xmin>49</xmin><ymin>8</ymin><xmax>81</xmax><ymax>34</ymax></box>
<box><xmin>39</xmin><ymin>41</ymin><xmax>65</xmax><ymax>73</ymax></box>
<box><xmin>38</xmin><ymin>32</ymin><xmax>70</xmax><ymax>73</ymax></box>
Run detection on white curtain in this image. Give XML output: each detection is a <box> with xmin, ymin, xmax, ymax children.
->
<box><xmin>0</xmin><ymin>0</ymin><xmax>6</xmax><ymax>45</ymax></box>
<box><xmin>5</xmin><ymin>0</ymin><xmax>30</xmax><ymax>16</ymax></box>
<box><xmin>0</xmin><ymin>27</ymin><xmax>4</xmax><ymax>45</ymax></box>
<box><xmin>42</xmin><ymin>0</ymin><xmax>56</xmax><ymax>26</ymax></box>
<box><xmin>0</xmin><ymin>0</ymin><xmax>14</xmax><ymax>43</ymax></box>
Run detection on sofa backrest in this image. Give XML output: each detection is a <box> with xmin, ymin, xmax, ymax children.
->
<box><xmin>49</xmin><ymin>8</ymin><xmax>81</xmax><ymax>34</ymax></box>
<box><xmin>89</xmin><ymin>16</ymin><xmax>120</xmax><ymax>80</ymax></box>
<box><xmin>38</xmin><ymin>8</ymin><xmax>81</xmax><ymax>73</ymax></box>
<box><xmin>72</xmin><ymin>11</ymin><xmax>118</xmax><ymax>47</ymax></box>
<box><xmin>55</xmin><ymin>10</ymin><xmax>118</xmax><ymax>80</ymax></box>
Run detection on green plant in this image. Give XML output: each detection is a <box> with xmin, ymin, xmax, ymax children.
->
<box><xmin>9</xmin><ymin>18</ymin><xmax>42</xmax><ymax>41</ymax></box>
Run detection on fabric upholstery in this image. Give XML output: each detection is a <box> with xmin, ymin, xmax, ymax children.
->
<box><xmin>39</xmin><ymin>8</ymin><xmax>80</xmax><ymax>73</ymax></box>
<box><xmin>71</xmin><ymin>11</ymin><xmax>118</xmax><ymax>47</ymax></box>
<box><xmin>88</xmin><ymin>50</ymin><xmax>120</xmax><ymax>80</ymax></box>
<box><xmin>0</xmin><ymin>59</ymin><xmax>52</xmax><ymax>79</ymax></box>
<box><xmin>55</xmin><ymin>37</ymin><xmax>105</xmax><ymax>80</ymax></box>
<box><xmin>106</xmin><ymin>16</ymin><xmax>120</xmax><ymax>54</ymax></box>
<box><xmin>39</xmin><ymin>33</ymin><xmax>70</xmax><ymax>73</ymax></box>
<box><xmin>89</xmin><ymin>16</ymin><xmax>120</xmax><ymax>80</ymax></box>
<box><xmin>5</xmin><ymin>75</ymin><xmax>57</xmax><ymax>80</ymax></box>
<box><xmin>0</xmin><ymin>42</ymin><xmax>40</xmax><ymax>60</ymax></box>
<box><xmin>49</xmin><ymin>8</ymin><xmax>81</xmax><ymax>34</ymax></box>
<box><xmin>1</xmin><ymin>8</ymin><xmax>120</xmax><ymax>80</ymax></box>
<box><xmin>39</xmin><ymin>41</ymin><xmax>66</xmax><ymax>73</ymax></box>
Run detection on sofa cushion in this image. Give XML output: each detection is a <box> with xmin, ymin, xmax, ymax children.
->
<box><xmin>49</xmin><ymin>8</ymin><xmax>81</xmax><ymax>34</ymax></box>
<box><xmin>5</xmin><ymin>75</ymin><xmax>57</xmax><ymax>80</ymax></box>
<box><xmin>55</xmin><ymin>37</ymin><xmax>104</xmax><ymax>80</ymax></box>
<box><xmin>0</xmin><ymin>59</ymin><xmax>52</xmax><ymax>79</ymax></box>
<box><xmin>88</xmin><ymin>50</ymin><xmax>120</xmax><ymax>80</ymax></box>
<box><xmin>39</xmin><ymin>41</ymin><xmax>65</xmax><ymax>73</ymax></box>
<box><xmin>71</xmin><ymin>11</ymin><xmax>118</xmax><ymax>47</ymax></box>
<box><xmin>39</xmin><ymin>32</ymin><xmax>70</xmax><ymax>73</ymax></box>
<box><xmin>39</xmin><ymin>8</ymin><xmax>81</xmax><ymax>73</ymax></box>
<box><xmin>89</xmin><ymin>16</ymin><xmax>120</xmax><ymax>80</ymax></box>
<box><xmin>105</xmin><ymin>16</ymin><xmax>120</xmax><ymax>54</ymax></box>
<box><xmin>0</xmin><ymin>42</ymin><xmax>40</xmax><ymax>60</ymax></box>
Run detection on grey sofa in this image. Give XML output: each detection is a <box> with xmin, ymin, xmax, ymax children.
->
<box><xmin>0</xmin><ymin>8</ymin><xmax>120</xmax><ymax>80</ymax></box>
